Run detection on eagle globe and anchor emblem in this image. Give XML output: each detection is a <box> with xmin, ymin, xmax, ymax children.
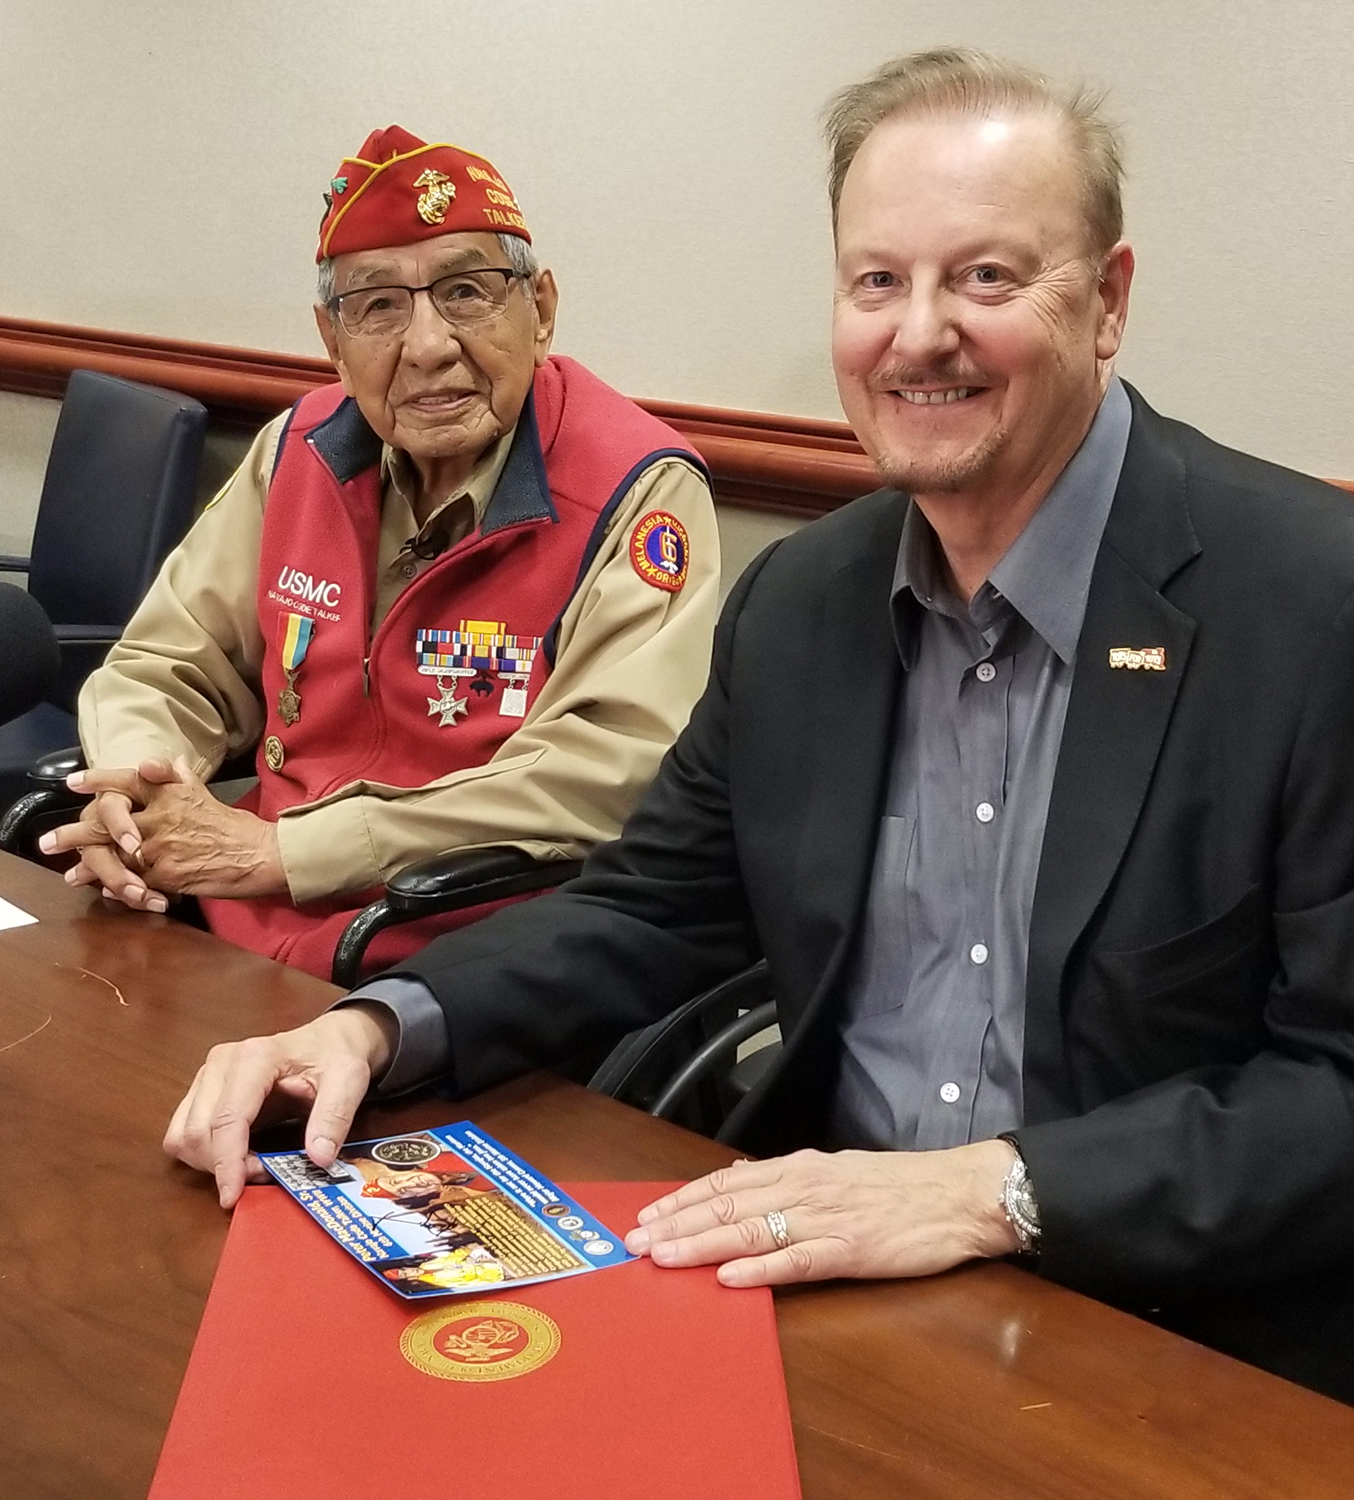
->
<box><xmin>400</xmin><ymin>1300</ymin><xmax>561</xmax><ymax>1382</ymax></box>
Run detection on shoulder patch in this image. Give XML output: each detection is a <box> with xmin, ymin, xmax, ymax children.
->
<box><xmin>630</xmin><ymin>511</ymin><xmax>689</xmax><ymax>593</ymax></box>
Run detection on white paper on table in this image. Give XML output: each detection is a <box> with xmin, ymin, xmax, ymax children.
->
<box><xmin>0</xmin><ymin>897</ymin><xmax>37</xmax><ymax>930</ymax></box>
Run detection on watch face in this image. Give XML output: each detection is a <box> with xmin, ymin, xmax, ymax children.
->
<box><xmin>1013</xmin><ymin>1181</ymin><xmax>1041</xmax><ymax>1229</ymax></box>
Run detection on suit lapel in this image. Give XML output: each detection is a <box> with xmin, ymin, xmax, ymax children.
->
<box><xmin>789</xmin><ymin>494</ymin><xmax>908</xmax><ymax>1011</ymax></box>
<box><xmin>724</xmin><ymin>493</ymin><xmax>906</xmax><ymax>1147</ymax></box>
<box><xmin>1023</xmin><ymin>393</ymin><xmax>1202</xmax><ymax>1121</ymax></box>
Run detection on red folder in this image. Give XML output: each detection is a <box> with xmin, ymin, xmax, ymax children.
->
<box><xmin>150</xmin><ymin>1182</ymin><xmax>802</xmax><ymax>1499</ymax></box>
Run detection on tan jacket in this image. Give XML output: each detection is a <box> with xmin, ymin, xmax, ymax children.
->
<box><xmin>79</xmin><ymin>410</ymin><xmax>719</xmax><ymax>905</ymax></box>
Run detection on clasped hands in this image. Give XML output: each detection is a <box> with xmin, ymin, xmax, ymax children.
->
<box><xmin>163</xmin><ymin>1004</ymin><xmax>1020</xmax><ymax>1285</ymax></box>
<box><xmin>39</xmin><ymin>756</ymin><xmax>287</xmax><ymax>909</ymax></box>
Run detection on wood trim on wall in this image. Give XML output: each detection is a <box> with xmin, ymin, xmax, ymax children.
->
<box><xmin>0</xmin><ymin>313</ymin><xmax>1350</xmax><ymax>511</ymax></box>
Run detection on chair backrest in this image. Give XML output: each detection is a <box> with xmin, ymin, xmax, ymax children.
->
<box><xmin>26</xmin><ymin>370</ymin><xmax>207</xmax><ymax>627</ymax></box>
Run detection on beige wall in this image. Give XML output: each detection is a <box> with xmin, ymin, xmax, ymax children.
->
<box><xmin>1</xmin><ymin>0</ymin><xmax>1350</xmax><ymax>560</ymax></box>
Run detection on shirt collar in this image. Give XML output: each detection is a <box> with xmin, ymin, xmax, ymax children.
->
<box><xmin>382</xmin><ymin>423</ymin><xmax>516</xmax><ymax>536</ymax></box>
<box><xmin>892</xmin><ymin>376</ymin><xmax>1133</xmax><ymax>666</ymax></box>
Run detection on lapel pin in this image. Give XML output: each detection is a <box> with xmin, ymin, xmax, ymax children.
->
<box><xmin>1108</xmin><ymin>646</ymin><xmax>1167</xmax><ymax>671</ymax></box>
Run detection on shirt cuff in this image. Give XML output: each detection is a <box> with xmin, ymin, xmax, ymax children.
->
<box><xmin>276</xmin><ymin>794</ymin><xmax>382</xmax><ymax>905</ymax></box>
<box><xmin>331</xmin><ymin>976</ymin><xmax>451</xmax><ymax>1096</ymax></box>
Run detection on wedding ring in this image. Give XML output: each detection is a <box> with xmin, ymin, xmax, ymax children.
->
<box><xmin>765</xmin><ymin>1209</ymin><xmax>792</xmax><ymax>1251</ymax></box>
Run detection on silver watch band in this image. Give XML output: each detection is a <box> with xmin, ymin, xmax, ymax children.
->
<box><xmin>998</xmin><ymin>1135</ymin><xmax>1041</xmax><ymax>1253</ymax></box>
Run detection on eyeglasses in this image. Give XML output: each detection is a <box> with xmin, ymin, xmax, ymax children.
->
<box><xmin>329</xmin><ymin>267</ymin><xmax>524</xmax><ymax>339</ymax></box>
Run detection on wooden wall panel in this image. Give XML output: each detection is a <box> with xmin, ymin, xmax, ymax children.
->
<box><xmin>1</xmin><ymin>314</ymin><xmax>1349</xmax><ymax>510</ymax></box>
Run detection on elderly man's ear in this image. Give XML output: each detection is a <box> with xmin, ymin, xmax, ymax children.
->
<box><xmin>314</xmin><ymin>303</ymin><xmax>355</xmax><ymax>397</ymax></box>
<box><xmin>528</xmin><ymin>268</ymin><xmax>560</xmax><ymax>366</ymax></box>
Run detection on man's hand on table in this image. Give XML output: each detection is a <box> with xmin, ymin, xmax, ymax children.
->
<box><xmin>40</xmin><ymin>757</ymin><xmax>288</xmax><ymax>906</ymax></box>
<box><xmin>625</xmin><ymin>1142</ymin><xmax>1021</xmax><ymax>1287</ymax></box>
<box><xmin>163</xmin><ymin>1005</ymin><xmax>398</xmax><ymax>1209</ymax></box>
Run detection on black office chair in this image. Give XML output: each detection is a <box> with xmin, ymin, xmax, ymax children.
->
<box><xmin>0</xmin><ymin>369</ymin><xmax>207</xmax><ymax>808</ymax></box>
<box><xmin>589</xmin><ymin>960</ymin><xmax>783</xmax><ymax>1140</ymax></box>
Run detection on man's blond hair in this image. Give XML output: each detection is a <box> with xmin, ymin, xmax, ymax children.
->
<box><xmin>824</xmin><ymin>48</ymin><xmax>1125</xmax><ymax>258</ymax></box>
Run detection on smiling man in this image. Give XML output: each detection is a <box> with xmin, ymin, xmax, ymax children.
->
<box><xmin>167</xmin><ymin>59</ymin><xmax>1354</xmax><ymax>1401</ymax></box>
<box><xmin>51</xmin><ymin>127</ymin><xmax>718</xmax><ymax>978</ymax></box>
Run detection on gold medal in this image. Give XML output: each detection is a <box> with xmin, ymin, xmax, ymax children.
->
<box><xmin>278</xmin><ymin>676</ymin><xmax>302</xmax><ymax>726</ymax></box>
<box><xmin>276</xmin><ymin>615</ymin><xmax>315</xmax><ymax>725</ymax></box>
<box><xmin>264</xmin><ymin>735</ymin><xmax>285</xmax><ymax>773</ymax></box>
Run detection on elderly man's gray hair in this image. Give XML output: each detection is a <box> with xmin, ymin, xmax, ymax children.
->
<box><xmin>316</xmin><ymin>232</ymin><xmax>540</xmax><ymax>306</ymax></box>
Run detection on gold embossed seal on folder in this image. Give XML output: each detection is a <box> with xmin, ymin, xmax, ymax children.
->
<box><xmin>400</xmin><ymin>1300</ymin><xmax>560</xmax><ymax>1382</ymax></box>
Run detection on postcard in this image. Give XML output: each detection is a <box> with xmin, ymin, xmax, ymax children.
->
<box><xmin>261</xmin><ymin>1121</ymin><xmax>634</xmax><ymax>1299</ymax></box>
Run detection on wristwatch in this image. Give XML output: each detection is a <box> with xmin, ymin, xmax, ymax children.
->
<box><xmin>997</xmin><ymin>1134</ymin><xmax>1041</xmax><ymax>1254</ymax></box>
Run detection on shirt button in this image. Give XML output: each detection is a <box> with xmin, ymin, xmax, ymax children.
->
<box><xmin>970</xmin><ymin>943</ymin><xmax>989</xmax><ymax>965</ymax></box>
<box><xmin>939</xmin><ymin>1081</ymin><xmax>961</xmax><ymax>1104</ymax></box>
<box><xmin>975</xmin><ymin>801</ymin><xmax>995</xmax><ymax>823</ymax></box>
<box><xmin>976</xmin><ymin>662</ymin><xmax>997</xmax><ymax>682</ymax></box>
<box><xmin>401</xmin><ymin>560</ymin><xmax>418</xmax><ymax>580</ymax></box>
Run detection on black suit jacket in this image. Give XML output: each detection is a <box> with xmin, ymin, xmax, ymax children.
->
<box><xmin>396</xmin><ymin>388</ymin><xmax>1354</xmax><ymax>1402</ymax></box>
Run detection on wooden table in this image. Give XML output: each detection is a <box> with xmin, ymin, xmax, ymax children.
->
<box><xmin>3</xmin><ymin>851</ymin><xmax>1354</xmax><ymax>1499</ymax></box>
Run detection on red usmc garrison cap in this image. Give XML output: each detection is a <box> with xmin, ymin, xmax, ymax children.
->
<box><xmin>316</xmin><ymin>125</ymin><xmax>531</xmax><ymax>262</ymax></box>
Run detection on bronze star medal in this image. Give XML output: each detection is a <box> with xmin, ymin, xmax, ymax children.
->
<box><xmin>278</xmin><ymin>675</ymin><xmax>302</xmax><ymax>726</ymax></box>
<box><xmin>276</xmin><ymin>614</ymin><xmax>315</xmax><ymax>727</ymax></box>
<box><xmin>427</xmin><ymin>676</ymin><xmax>468</xmax><ymax>728</ymax></box>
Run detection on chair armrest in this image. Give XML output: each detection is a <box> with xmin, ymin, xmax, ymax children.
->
<box><xmin>53</xmin><ymin>624</ymin><xmax>124</xmax><ymax>648</ymax></box>
<box><xmin>0</xmin><ymin>554</ymin><xmax>31</xmax><ymax>572</ymax></box>
<box><xmin>588</xmin><ymin>961</ymin><xmax>771</xmax><ymax>1099</ymax></box>
<box><xmin>29</xmin><ymin>744</ymin><xmax>87</xmax><ymax>787</ymax></box>
<box><xmin>385</xmin><ymin>846</ymin><xmax>585</xmax><ymax>918</ymax></box>
<box><xmin>0</xmin><ymin>745</ymin><xmax>89</xmax><ymax>856</ymax></box>
<box><xmin>330</xmin><ymin>847</ymin><xmax>585</xmax><ymax>988</ymax></box>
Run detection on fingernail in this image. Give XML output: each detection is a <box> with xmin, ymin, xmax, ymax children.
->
<box><xmin>64</xmin><ymin>868</ymin><xmax>78</xmax><ymax>883</ymax></box>
<box><xmin>625</xmin><ymin>1227</ymin><xmax>651</xmax><ymax>1253</ymax></box>
<box><xmin>637</xmin><ymin>1204</ymin><xmax>659</xmax><ymax>1224</ymax></box>
<box><xmin>147</xmin><ymin>896</ymin><xmax>168</xmax><ymax>913</ymax></box>
<box><xmin>66</xmin><ymin>772</ymin><xmax>84</xmax><ymax>789</ymax></box>
<box><xmin>312</xmin><ymin>1136</ymin><xmax>337</xmax><ymax>1161</ymax></box>
<box><xmin>126</xmin><ymin>883</ymin><xmax>145</xmax><ymax>898</ymax></box>
<box><xmin>38</xmin><ymin>832</ymin><xmax>55</xmax><ymax>853</ymax></box>
<box><xmin>651</xmin><ymin>1241</ymin><xmax>678</xmax><ymax>1265</ymax></box>
<box><xmin>119</xmin><ymin>834</ymin><xmax>140</xmax><ymax>855</ymax></box>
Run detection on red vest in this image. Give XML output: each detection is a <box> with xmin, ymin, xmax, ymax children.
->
<box><xmin>202</xmin><ymin>355</ymin><xmax>703</xmax><ymax>979</ymax></box>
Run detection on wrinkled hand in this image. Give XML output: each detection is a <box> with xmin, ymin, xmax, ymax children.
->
<box><xmin>131</xmin><ymin>756</ymin><xmax>287</xmax><ymax>899</ymax></box>
<box><xmin>624</xmin><ymin>1142</ymin><xmax>1020</xmax><ymax>1287</ymax></box>
<box><xmin>163</xmin><ymin>1005</ymin><xmax>398</xmax><ymax>1209</ymax></box>
<box><xmin>39</xmin><ymin>761</ymin><xmax>173</xmax><ymax>911</ymax></box>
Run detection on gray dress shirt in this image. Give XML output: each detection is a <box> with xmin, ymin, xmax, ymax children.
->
<box><xmin>830</xmin><ymin>379</ymin><xmax>1132</xmax><ymax>1150</ymax></box>
<box><xmin>347</xmin><ymin>381</ymin><xmax>1133</xmax><ymax>1116</ymax></box>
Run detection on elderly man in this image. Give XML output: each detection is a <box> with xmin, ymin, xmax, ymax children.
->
<box><xmin>47</xmin><ymin>127</ymin><xmax>718</xmax><ymax>978</ymax></box>
<box><xmin>167</xmin><ymin>56</ymin><xmax>1354</xmax><ymax>1401</ymax></box>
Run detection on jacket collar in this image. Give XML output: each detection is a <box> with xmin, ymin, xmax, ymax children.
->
<box><xmin>306</xmin><ymin>392</ymin><xmax>557</xmax><ymax>535</ymax></box>
<box><xmin>480</xmin><ymin>391</ymin><xmax>557</xmax><ymax>534</ymax></box>
<box><xmin>1022</xmin><ymin>384</ymin><xmax>1202</xmax><ymax>1121</ymax></box>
